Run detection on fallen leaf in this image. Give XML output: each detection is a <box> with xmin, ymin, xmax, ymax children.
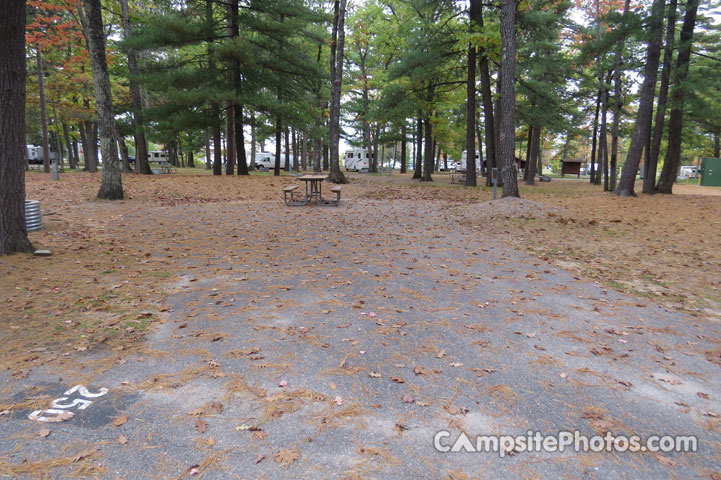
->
<box><xmin>334</xmin><ymin>396</ymin><xmax>343</xmax><ymax>406</ymax></box>
<box><xmin>697</xmin><ymin>392</ymin><xmax>710</xmax><ymax>400</ymax></box>
<box><xmin>117</xmin><ymin>434</ymin><xmax>129</xmax><ymax>444</ymax></box>
<box><xmin>112</xmin><ymin>415</ymin><xmax>128</xmax><ymax>427</ymax></box>
<box><xmin>38</xmin><ymin>428</ymin><xmax>51</xmax><ymax>438</ymax></box>
<box><xmin>274</xmin><ymin>448</ymin><xmax>299</xmax><ymax>467</ymax></box>
<box><xmin>401</xmin><ymin>394</ymin><xmax>414</xmax><ymax>404</ymax></box>
<box><xmin>391</xmin><ymin>376</ymin><xmax>405</xmax><ymax>383</ymax></box>
<box><xmin>255</xmin><ymin>454</ymin><xmax>265</xmax><ymax>464</ymax></box>
<box><xmin>72</xmin><ymin>449</ymin><xmax>95</xmax><ymax>462</ymax></box>
<box><xmin>196</xmin><ymin>419</ymin><xmax>209</xmax><ymax>433</ymax></box>
<box><xmin>211</xmin><ymin>402</ymin><xmax>223</xmax><ymax>414</ymax></box>
<box><xmin>278</xmin><ymin>380</ymin><xmax>288</xmax><ymax>388</ymax></box>
<box><xmin>253</xmin><ymin>430</ymin><xmax>267</xmax><ymax>440</ymax></box>
<box><xmin>413</xmin><ymin>366</ymin><xmax>428</xmax><ymax>376</ymax></box>
<box><xmin>368</xmin><ymin>371</ymin><xmax>381</xmax><ymax>378</ymax></box>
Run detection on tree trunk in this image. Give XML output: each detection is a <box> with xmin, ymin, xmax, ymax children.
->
<box><xmin>236</xmin><ymin>106</ymin><xmax>248</xmax><ymax>174</ymax></box>
<box><xmin>36</xmin><ymin>47</ymin><xmax>51</xmax><ymax>174</ymax></box>
<box><xmin>250</xmin><ymin>110</ymin><xmax>257</xmax><ymax>170</ymax></box>
<box><xmin>205</xmin><ymin>128</ymin><xmax>212</xmax><ymax>169</ymax></box>
<box><xmin>116</xmin><ymin>123</ymin><xmax>131</xmax><ymax>172</ymax></box>
<box><xmin>81</xmin><ymin>0</ymin><xmax>123</xmax><ymax>200</ymax></box>
<box><xmin>63</xmin><ymin>122</ymin><xmax>76</xmax><ymax>169</ymax></box>
<box><xmin>498</xmin><ymin>0</ymin><xmax>519</xmax><ymax>197</ymax></box>
<box><xmin>225</xmin><ymin>101</ymin><xmax>235</xmax><ymax>175</ymax></box>
<box><xmin>400</xmin><ymin>125</ymin><xmax>407</xmax><ymax>174</ymax></box>
<box><xmin>590</xmin><ymin>92</ymin><xmax>600</xmax><ymax>184</ymax></box>
<box><xmin>644</xmin><ymin>0</ymin><xmax>677</xmax><ymax>194</ymax></box>
<box><xmin>610</xmin><ymin>0</ymin><xmax>630</xmax><ymax>192</ymax></box>
<box><xmin>526</xmin><ymin>126</ymin><xmax>540</xmax><ymax>185</ymax></box>
<box><xmin>301</xmin><ymin>131</ymin><xmax>307</xmax><ymax>171</ymax></box>
<box><xmin>615</xmin><ymin>0</ymin><xmax>663</xmax><ymax>197</ymax></box>
<box><xmin>274</xmin><ymin>118</ymin><xmax>282</xmax><ymax>176</ymax></box>
<box><xmin>284</xmin><ymin>127</ymin><xmax>290</xmax><ymax>171</ymax></box>
<box><xmin>465</xmin><ymin>39</ymin><xmax>477</xmax><ymax>186</ymax></box>
<box><xmin>657</xmin><ymin>0</ymin><xmax>699</xmax><ymax>194</ymax></box>
<box><xmin>312</xmin><ymin>138</ymin><xmax>321</xmax><ymax>172</ymax></box>
<box><xmin>600</xmin><ymin>85</ymin><xmax>609</xmax><ymax>188</ymax></box>
<box><xmin>188</xmin><ymin>150</ymin><xmax>194</xmax><ymax>168</ymax></box>
<box><xmin>119</xmin><ymin>0</ymin><xmax>151</xmax><ymax>174</ymax></box>
<box><xmin>413</xmin><ymin>115</ymin><xmax>423</xmax><ymax>179</ymax></box>
<box><xmin>292</xmin><ymin>129</ymin><xmax>298</xmax><ymax>171</ymax></box>
<box><xmin>714</xmin><ymin>129</ymin><xmax>720</xmax><ymax>158</ymax></box>
<box><xmin>0</xmin><ymin>0</ymin><xmax>33</xmax><ymax>254</ymax></box>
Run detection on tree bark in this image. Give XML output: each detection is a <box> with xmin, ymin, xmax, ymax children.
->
<box><xmin>657</xmin><ymin>0</ymin><xmax>699</xmax><ymax>194</ymax></box>
<box><xmin>120</xmin><ymin>0</ymin><xmax>151</xmax><ymax>174</ymax></box>
<box><xmin>475</xmin><ymin>3</ymin><xmax>496</xmax><ymax>186</ymax></box>
<box><xmin>225</xmin><ymin>101</ymin><xmax>235</xmax><ymax>175</ymax></box>
<box><xmin>0</xmin><ymin>0</ymin><xmax>33</xmax><ymax>254</ymax></box>
<box><xmin>644</xmin><ymin>0</ymin><xmax>677</xmax><ymax>194</ymax></box>
<box><xmin>526</xmin><ymin>126</ymin><xmax>540</xmax><ymax>185</ymax></box>
<box><xmin>465</xmin><ymin>40</ymin><xmax>477</xmax><ymax>186</ymax></box>
<box><xmin>36</xmin><ymin>47</ymin><xmax>51</xmax><ymax>174</ymax></box>
<box><xmin>274</xmin><ymin>117</ymin><xmax>282</xmax><ymax>176</ymax></box>
<box><xmin>400</xmin><ymin>125</ymin><xmax>407</xmax><ymax>174</ymax></box>
<box><xmin>610</xmin><ymin>0</ymin><xmax>630</xmax><ymax>192</ymax></box>
<box><xmin>615</xmin><ymin>0</ymin><xmax>664</xmax><ymax>196</ymax></box>
<box><xmin>63</xmin><ymin>122</ymin><xmax>76</xmax><ymax>169</ymax></box>
<box><xmin>301</xmin><ymin>131</ymin><xmax>307</xmax><ymax>170</ymax></box>
<box><xmin>81</xmin><ymin>0</ymin><xmax>123</xmax><ymax>200</ymax></box>
<box><xmin>204</xmin><ymin>128</ymin><xmax>211</xmax><ymax>169</ymax></box>
<box><xmin>498</xmin><ymin>0</ymin><xmax>519</xmax><ymax>197</ymax></box>
<box><xmin>236</xmin><ymin>106</ymin><xmax>248</xmax><ymax>174</ymax></box>
<box><xmin>413</xmin><ymin>115</ymin><xmax>422</xmax><ymax>179</ymax></box>
<box><xmin>590</xmin><ymin>91</ymin><xmax>600</xmax><ymax>184</ymax></box>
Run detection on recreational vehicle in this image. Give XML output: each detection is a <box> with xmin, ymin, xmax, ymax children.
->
<box><xmin>148</xmin><ymin>150</ymin><xmax>168</xmax><ymax>162</ymax></box>
<box><xmin>459</xmin><ymin>151</ymin><xmax>480</xmax><ymax>171</ymax></box>
<box><xmin>344</xmin><ymin>148</ymin><xmax>372</xmax><ymax>172</ymax></box>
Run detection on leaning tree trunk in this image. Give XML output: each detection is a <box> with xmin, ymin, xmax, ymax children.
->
<box><xmin>0</xmin><ymin>0</ymin><xmax>33</xmax><ymax>254</ymax></box>
<box><xmin>498</xmin><ymin>0</ymin><xmax>519</xmax><ymax>197</ymax></box>
<box><xmin>657</xmin><ymin>0</ymin><xmax>699</xmax><ymax>194</ymax></box>
<box><xmin>644</xmin><ymin>0</ymin><xmax>677</xmax><ymax>194</ymax></box>
<box><xmin>81</xmin><ymin>0</ymin><xmax>123</xmax><ymax>200</ymax></box>
<box><xmin>615</xmin><ymin>0</ymin><xmax>664</xmax><ymax>197</ymax></box>
<box><xmin>526</xmin><ymin>126</ymin><xmax>540</xmax><ymax>185</ymax></box>
<box><xmin>120</xmin><ymin>0</ymin><xmax>151</xmax><ymax>174</ymax></box>
<box><xmin>328</xmin><ymin>0</ymin><xmax>349</xmax><ymax>183</ymax></box>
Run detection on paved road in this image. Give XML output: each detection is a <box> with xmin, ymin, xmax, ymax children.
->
<box><xmin>2</xmin><ymin>200</ymin><xmax>721</xmax><ymax>479</ymax></box>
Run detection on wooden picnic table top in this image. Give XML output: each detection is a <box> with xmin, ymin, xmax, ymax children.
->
<box><xmin>298</xmin><ymin>175</ymin><xmax>328</xmax><ymax>181</ymax></box>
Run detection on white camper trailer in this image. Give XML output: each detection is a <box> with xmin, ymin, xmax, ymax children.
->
<box><xmin>344</xmin><ymin>148</ymin><xmax>372</xmax><ymax>172</ymax></box>
<box><xmin>148</xmin><ymin>150</ymin><xmax>168</xmax><ymax>162</ymax></box>
<box><xmin>459</xmin><ymin>150</ymin><xmax>480</xmax><ymax>171</ymax></box>
<box><xmin>26</xmin><ymin>145</ymin><xmax>40</xmax><ymax>164</ymax></box>
<box><xmin>254</xmin><ymin>152</ymin><xmax>278</xmax><ymax>170</ymax></box>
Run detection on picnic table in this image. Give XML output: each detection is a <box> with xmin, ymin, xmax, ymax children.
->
<box><xmin>450</xmin><ymin>170</ymin><xmax>467</xmax><ymax>184</ymax></box>
<box><xmin>299</xmin><ymin>175</ymin><xmax>327</xmax><ymax>203</ymax></box>
<box><xmin>283</xmin><ymin>174</ymin><xmax>341</xmax><ymax>206</ymax></box>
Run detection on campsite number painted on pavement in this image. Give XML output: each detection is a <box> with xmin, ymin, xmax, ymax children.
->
<box><xmin>28</xmin><ymin>385</ymin><xmax>109</xmax><ymax>422</ymax></box>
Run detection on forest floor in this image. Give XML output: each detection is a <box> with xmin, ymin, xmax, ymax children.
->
<box><xmin>1</xmin><ymin>171</ymin><xmax>720</xmax><ymax>479</ymax></box>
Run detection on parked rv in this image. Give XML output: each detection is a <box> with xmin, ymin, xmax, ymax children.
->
<box><xmin>26</xmin><ymin>145</ymin><xmax>56</xmax><ymax>164</ymax></box>
<box><xmin>678</xmin><ymin>165</ymin><xmax>699</xmax><ymax>179</ymax></box>
<box><xmin>459</xmin><ymin>151</ymin><xmax>480</xmax><ymax>171</ymax></box>
<box><xmin>148</xmin><ymin>150</ymin><xmax>168</xmax><ymax>162</ymax></box>
<box><xmin>344</xmin><ymin>148</ymin><xmax>372</xmax><ymax>172</ymax></box>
